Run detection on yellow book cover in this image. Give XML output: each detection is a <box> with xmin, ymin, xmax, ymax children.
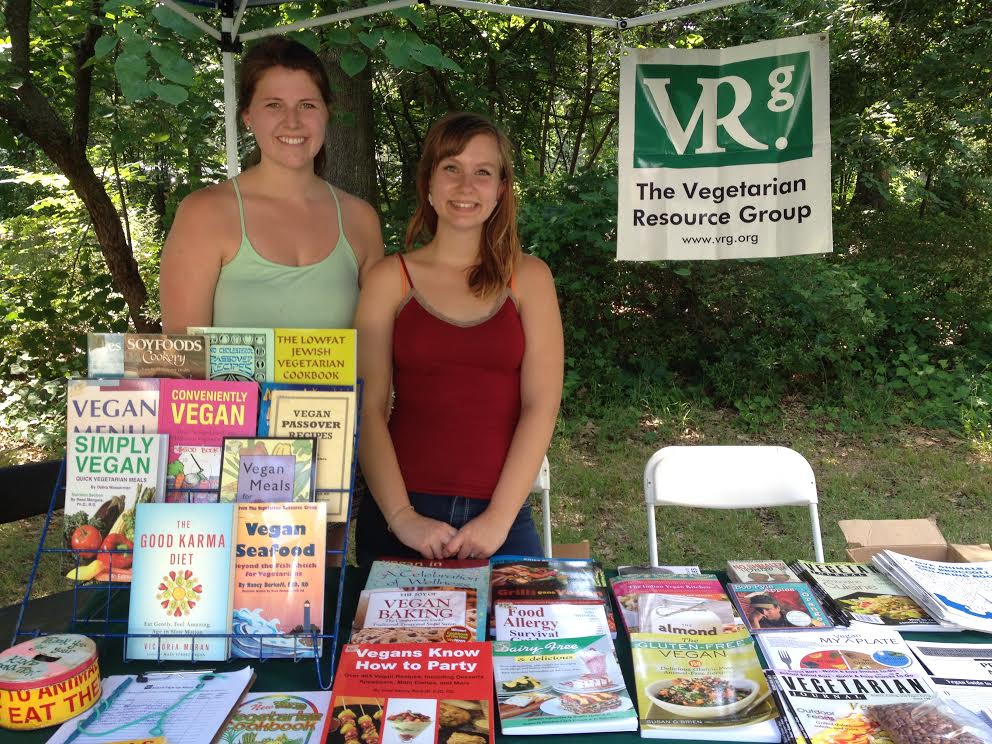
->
<box><xmin>273</xmin><ymin>329</ymin><xmax>356</xmax><ymax>386</ymax></box>
<box><xmin>269</xmin><ymin>389</ymin><xmax>356</xmax><ymax>521</ymax></box>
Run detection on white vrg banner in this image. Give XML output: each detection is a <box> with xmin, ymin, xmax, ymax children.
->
<box><xmin>617</xmin><ymin>34</ymin><xmax>832</xmax><ymax>260</ymax></box>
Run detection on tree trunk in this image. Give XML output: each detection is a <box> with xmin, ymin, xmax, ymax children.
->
<box><xmin>321</xmin><ymin>49</ymin><xmax>378</xmax><ymax>207</ymax></box>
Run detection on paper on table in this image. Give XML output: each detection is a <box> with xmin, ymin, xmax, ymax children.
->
<box><xmin>46</xmin><ymin>666</ymin><xmax>253</xmax><ymax>744</ymax></box>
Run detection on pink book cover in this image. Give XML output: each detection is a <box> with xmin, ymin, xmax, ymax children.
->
<box><xmin>158</xmin><ymin>380</ymin><xmax>258</xmax><ymax>502</ymax></box>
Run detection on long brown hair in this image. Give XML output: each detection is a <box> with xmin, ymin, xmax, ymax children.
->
<box><xmin>405</xmin><ymin>112</ymin><xmax>521</xmax><ymax>298</ymax></box>
<box><xmin>237</xmin><ymin>36</ymin><xmax>332</xmax><ymax>174</ymax></box>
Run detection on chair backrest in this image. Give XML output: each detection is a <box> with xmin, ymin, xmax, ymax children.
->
<box><xmin>644</xmin><ymin>445</ymin><xmax>824</xmax><ymax>564</ymax></box>
<box><xmin>531</xmin><ymin>455</ymin><xmax>552</xmax><ymax>557</ymax></box>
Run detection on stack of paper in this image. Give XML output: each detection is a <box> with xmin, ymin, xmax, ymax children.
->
<box><xmin>871</xmin><ymin>550</ymin><xmax>992</xmax><ymax>632</ymax></box>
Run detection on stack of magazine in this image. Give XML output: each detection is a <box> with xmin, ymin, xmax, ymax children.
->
<box><xmin>792</xmin><ymin>559</ymin><xmax>945</xmax><ymax>631</ymax></box>
<box><xmin>871</xmin><ymin>550</ymin><xmax>992</xmax><ymax>632</ymax></box>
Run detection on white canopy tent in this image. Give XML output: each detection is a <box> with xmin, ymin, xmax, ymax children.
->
<box><xmin>160</xmin><ymin>0</ymin><xmax>751</xmax><ymax>176</ymax></box>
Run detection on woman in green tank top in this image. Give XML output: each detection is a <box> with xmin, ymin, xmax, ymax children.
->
<box><xmin>160</xmin><ymin>36</ymin><xmax>383</xmax><ymax>333</ymax></box>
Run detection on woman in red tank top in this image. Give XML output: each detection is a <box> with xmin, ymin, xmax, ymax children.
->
<box><xmin>355</xmin><ymin>112</ymin><xmax>564</xmax><ymax>562</ymax></box>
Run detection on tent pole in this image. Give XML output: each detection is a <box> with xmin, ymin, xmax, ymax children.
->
<box><xmin>621</xmin><ymin>0</ymin><xmax>753</xmax><ymax>28</ymax></box>
<box><xmin>239</xmin><ymin>0</ymin><xmax>417</xmax><ymax>41</ymax></box>
<box><xmin>432</xmin><ymin>0</ymin><xmax>616</xmax><ymax>28</ymax></box>
<box><xmin>222</xmin><ymin>12</ymin><xmax>240</xmax><ymax>178</ymax></box>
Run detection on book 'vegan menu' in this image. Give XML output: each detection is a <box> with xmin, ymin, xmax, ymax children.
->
<box><xmin>351</xmin><ymin>586</ymin><xmax>478</xmax><ymax>644</ymax></box>
<box><xmin>490</xmin><ymin>557</ymin><xmax>617</xmax><ymax>638</ymax></box>
<box><xmin>728</xmin><ymin>582</ymin><xmax>832</xmax><ymax>633</ymax></box>
<box><xmin>216</xmin><ymin>690</ymin><xmax>332</xmax><ymax>744</ymax></box>
<box><xmin>756</xmin><ymin>626</ymin><xmax>922</xmax><ymax>674</ymax></box>
<box><xmin>126</xmin><ymin>502</ymin><xmax>236</xmax><ymax>661</ymax></box>
<box><xmin>631</xmin><ymin>629</ymin><xmax>780</xmax><ymax>741</ymax></box>
<box><xmin>365</xmin><ymin>558</ymin><xmax>490</xmax><ymax>641</ymax></box>
<box><xmin>793</xmin><ymin>559</ymin><xmax>940</xmax><ymax>630</ymax></box>
<box><xmin>493</xmin><ymin>634</ymin><xmax>637</xmax><ymax>735</ymax></box>
<box><xmin>219</xmin><ymin>436</ymin><xmax>316</xmax><ymax>503</ymax></box>
<box><xmin>331</xmin><ymin>642</ymin><xmax>493</xmax><ymax>744</ymax></box>
<box><xmin>265</xmin><ymin>387</ymin><xmax>357</xmax><ymax>520</ymax></box>
<box><xmin>726</xmin><ymin>560</ymin><xmax>801</xmax><ymax>583</ymax></box>
<box><xmin>274</xmin><ymin>329</ymin><xmax>356</xmax><ymax>387</ymax></box>
<box><xmin>67</xmin><ymin>378</ymin><xmax>159</xmax><ymax>434</ymax></box>
<box><xmin>232</xmin><ymin>502</ymin><xmax>326</xmax><ymax>659</ymax></box>
<box><xmin>188</xmin><ymin>326</ymin><xmax>275</xmax><ymax>384</ymax></box>
<box><xmin>64</xmin><ymin>432</ymin><xmax>168</xmax><ymax>583</ymax></box>
<box><xmin>610</xmin><ymin>574</ymin><xmax>739</xmax><ymax>635</ymax></box>
<box><xmin>157</xmin><ymin>379</ymin><xmax>258</xmax><ymax>502</ymax></box>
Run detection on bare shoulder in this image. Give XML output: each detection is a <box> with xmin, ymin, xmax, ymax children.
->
<box><xmin>515</xmin><ymin>253</ymin><xmax>556</xmax><ymax>290</ymax></box>
<box><xmin>362</xmin><ymin>253</ymin><xmax>405</xmax><ymax>297</ymax></box>
<box><xmin>170</xmin><ymin>181</ymin><xmax>239</xmax><ymax>238</ymax></box>
<box><xmin>333</xmin><ymin>186</ymin><xmax>381</xmax><ymax>232</ymax></box>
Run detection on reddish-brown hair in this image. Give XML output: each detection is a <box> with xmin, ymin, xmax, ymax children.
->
<box><xmin>405</xmin><ymin>112</ymin><xmax>521</xmax><ymax>298</ymax></box>
<box><xmin>237</xmin><ymin>35</ymin><xmax>332</xmax><ymax>174</ymax></box>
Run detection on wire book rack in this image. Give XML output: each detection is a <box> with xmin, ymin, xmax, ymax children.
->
<box><xmin>12</xmin><ymin>381</ymin><xmax>363</xmax><ymax>689</ymax></box>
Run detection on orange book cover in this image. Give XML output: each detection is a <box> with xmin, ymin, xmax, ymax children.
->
<box><xmin>232</xmin><ymin>502</ymin><xmax>326</xmax><ymax>659</ymax></box>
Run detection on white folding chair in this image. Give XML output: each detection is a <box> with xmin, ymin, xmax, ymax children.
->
<box><xmin>531</xmin><ymin>456</ymin><xmax>552</xmax><ymax>557</ymax></box>
<box><xmin>644</xmin><ymin>445</ymin><xmax>824</xmax><ymax>566</ymax></box>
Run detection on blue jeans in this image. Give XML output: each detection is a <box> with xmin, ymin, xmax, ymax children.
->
<box><xmin>356</xmin><ymin>492</ymin><xmax>543</xmax><ymax>565</ymax></box>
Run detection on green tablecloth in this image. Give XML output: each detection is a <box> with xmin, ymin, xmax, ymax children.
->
<box><xmin>3</xmin><ymin>568</ymin><xmax>990</xmax><ymax>743</ymax></box>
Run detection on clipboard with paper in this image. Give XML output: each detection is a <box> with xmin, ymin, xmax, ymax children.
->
<box><xmin>46</xmin><ymin>666</ymin><xmax>254</xmax><ymax>744</ymax></box>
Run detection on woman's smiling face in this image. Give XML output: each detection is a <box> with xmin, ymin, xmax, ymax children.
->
<box><xmin>242</xmin><ymin>65</ymin><xmax>329</xmax><ymax>170</ymax></box>
<box><xmin>429</xmin><ymin>133</ymin><xmax>505</xmax><ymax>231</ymax></box>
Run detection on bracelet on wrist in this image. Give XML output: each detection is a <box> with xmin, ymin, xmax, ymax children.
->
<box><xmin>386</xmin><ymin>503</ymin><xmax>415</xmax><ymax>533</ymax></box>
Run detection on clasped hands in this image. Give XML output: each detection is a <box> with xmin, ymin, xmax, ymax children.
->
<box><xmin>390</xmin><ymin>507</ymin><xmax>510</xmax><ymax>561</ymax></box>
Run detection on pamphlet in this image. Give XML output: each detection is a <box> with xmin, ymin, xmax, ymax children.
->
<box><xmin>756</xmin><ymin>627</ymin><xmax>922</xmax><ymax>674</ymax></box>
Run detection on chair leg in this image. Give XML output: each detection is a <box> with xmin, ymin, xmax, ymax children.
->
<box><xmin>647</xmin><ymin>506</ymin><xmax>659</xmax><ymax>567</ymax></box>
<box><xmin>542</xmin><ymin>488</ymin><xmax>552</xmax><ymax>557</ymax></box>
<box><xmin>809</xmin><ymin>504</ymin><xmax>824</xmax><ymax>562</ymax></box>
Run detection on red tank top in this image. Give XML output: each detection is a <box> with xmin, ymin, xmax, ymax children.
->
<box><xmin>389</xmin><ymin>255</ymin><xmax>524</xmax><ymax>499</ymax></box>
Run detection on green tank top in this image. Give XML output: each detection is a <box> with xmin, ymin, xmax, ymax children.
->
<box><xmin>212</xmin><ymin>178</ymin><xmax>360</xmax><ymax>328</ymax></box>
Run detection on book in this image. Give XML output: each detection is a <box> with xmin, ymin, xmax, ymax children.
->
<box><xmin>121</xmin><ymin>333</ymin><xmax>208</xmax><ymax>378</ymax></box>
<box><xmin>47</xmin><ymin>666</ymin><xmax>255</xmax><ymax>744</ymax></box>
<box><xmin>64</xmin><ymin>432</ymin><xmax>169</xmax><ymax>582</ymax></box>
<box><xmin>490</xmin><ymin>556</ymin><xmax>617</xmax><ymax>638</ymax></box>
<box><xmin>219</xmin><ymin>436</ymin><xmax>316</xmax><ymax>503</ymax></box>
<box><xmin>610</xmin><ymin>574</ymin><xmax>739</xmax><ymax>635</ymax></box>
<box><xmin>86</xmin><ymin>332</ymin><xmax>124</xmax><ymax>378</ymax></box>
<box><xmin>905</xmin><ymin>639</ymin><xmax>992</xmax><ymax>723</ymax></box>
<box><xmin>351</xmin><ymin>586</ymin><xmax>479</xmax><ymax>644</ymax></box>
<box><xmin>262</xmin><ymin>386</ymin><xmax>357</xmax><ymax>521</ymax></box>
<box><xmin>727</xmin><ymin>582</ymin><xmax>833</xmax><ymax>632</ymax></box>
<box><xmin>767</xmin><ymin>668</ymin><xmax>934</xmax><ymax>742</ymax></box>
<box><xmin>618</xmin><ymin>565</ymin><xmax>702</xmax><ymax>576</ymax></box>
<box><xmin>216</xmin><ymin>690</ymin><xmax>333</xmax><ymax>744</ymax></box>
<box><xmin>494</xmin><ymin>601</ymin><xmax>612</xmax><ymax>641</ymax></box>
<box><xmin>67</xmin><ymin>378</ymin><xmax>159</xmax><ymax>434</ymax></box>
<box><xmin>630</xmin><ymin>629</ymin><xmax>780</xmax><ymax>741</ymax></box>
<box><xmin>273</xmin><ymin>328</ymin><xmax>356</xmax><ymax>386</ymax></box>
<box><xmin>872</xmin><ymin>550</ymin><xmax>992</xmax><ymax>633</ymax></box>
<box><xmin>126</xmin><ymin>502</ymin><xmax>237</xmax><ymax>661</ymax></box>
<box><xmin>493</xmin><ymin>634</ymin><xmax>638</xmax><ymax>734</ymax></box>
<box><xmin>365</xmin><ymin>558</ymin><xmax>491</xmax><ymax>641</ymax></box>
<box><xmin>727</xmin><ymin>560</ymin><xmax>801</xmax><ymax>583</ymax></box>
<box><xmin>188</xmin><ymin>326</ymin><xmax>275</xmax><ymax>383</ymax></box>
<box><xmin>157</xmin><ymin>379</ymin><xmax>258</xmax><ymax>502</ymax></box>
<box><xmin>232</xmin><ymin>502</ymin><xmax>326</xmax><ymax>659</ymax></box>
<box><xmin>793</xmin><ymin>559</ymin><xmax>941</xmax><ymax>630</ymax></box>
<box><xmin>331</xmin><ymin>641</ymin><xmax>494</xmax><ymax>744</ymax></box>
<box><xmin>756</xmin><ymin>627</ymin><xmax>922</xmax><ymax>674</ymax></box>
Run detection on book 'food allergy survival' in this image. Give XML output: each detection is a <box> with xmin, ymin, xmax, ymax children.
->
<box><xmin>232</xmin><ymin>502</ymin><xmax>326</xmax><ymax>659</ymax></box>
<box><xmin>274</xmin><ymin>329</ymin><xmax>356</xmax><ymax>386</ymax></box>
<box><xmin>188</xmin><ymin>326</ymin><xmax>275</xmax><ymax>384</ymax></box>
<box><xmin>67</xmin><ymin>378</ymin><xmax>160</xmax><ymax>434</ymax></box>
<box><xmin>219</xmin><ymin>437</ymin><xmax>316</xmax><ymax>503</ymax></box>
<box><xmin>158</xmin><ymin>380</ymin><xmax>258</xmax><ymax>502</ymax></box>
<box><xmin>126</xmin><ymin>502</ymin><xmax>237</xmax><ymax>661</ymax></box>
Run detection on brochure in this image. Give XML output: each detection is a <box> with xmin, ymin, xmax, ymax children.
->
<box><xmin>906</xmin><ymin>639</ymin><xmax>992</xmax><ymax>724</ymax></box>
<box><xmin>756</xmin><ymin>627</ymin><xmax>922</xmax><ymax>674</ymax></box>
<box><xmin>492</xmin><ymin>634</ymin><xmax>637</xmax><ymax>735</ymax></box>
<box><xmin>331</xmin><ymin>641</ymin><xmax>493</xmax><ymax>744</ymax></box>
<box><xmin>630</xmin><ymin>629</ymin><xmax>780</xmax><ymax>741</ymax></box>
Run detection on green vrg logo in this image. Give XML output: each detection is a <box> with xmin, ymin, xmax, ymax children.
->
<box><xmin>634</xmin><ymin>51</ymin><xmax>813</xmax><ymax>169</ymax></box>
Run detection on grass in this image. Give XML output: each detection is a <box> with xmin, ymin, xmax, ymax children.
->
<box><xmin>1</xmin><ymin>396</ymin><xmax>990</xmax><ymax>609</ymax></box>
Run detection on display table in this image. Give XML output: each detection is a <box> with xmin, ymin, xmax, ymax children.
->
<box><xmin>3</xmin><ymin>568</ymin><xmax>990</xmax><ymax>743</ymax></box>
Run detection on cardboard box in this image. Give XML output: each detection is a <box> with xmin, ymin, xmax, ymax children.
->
<box><xmin>839</xmin><ymin>518</ymin><xmax>992</xmax><ymax>563</ymax></box>
<box><xmin>550</xmin><ymin>539</ymin><xmax>591</xmax><ymax>559</ymax></box>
